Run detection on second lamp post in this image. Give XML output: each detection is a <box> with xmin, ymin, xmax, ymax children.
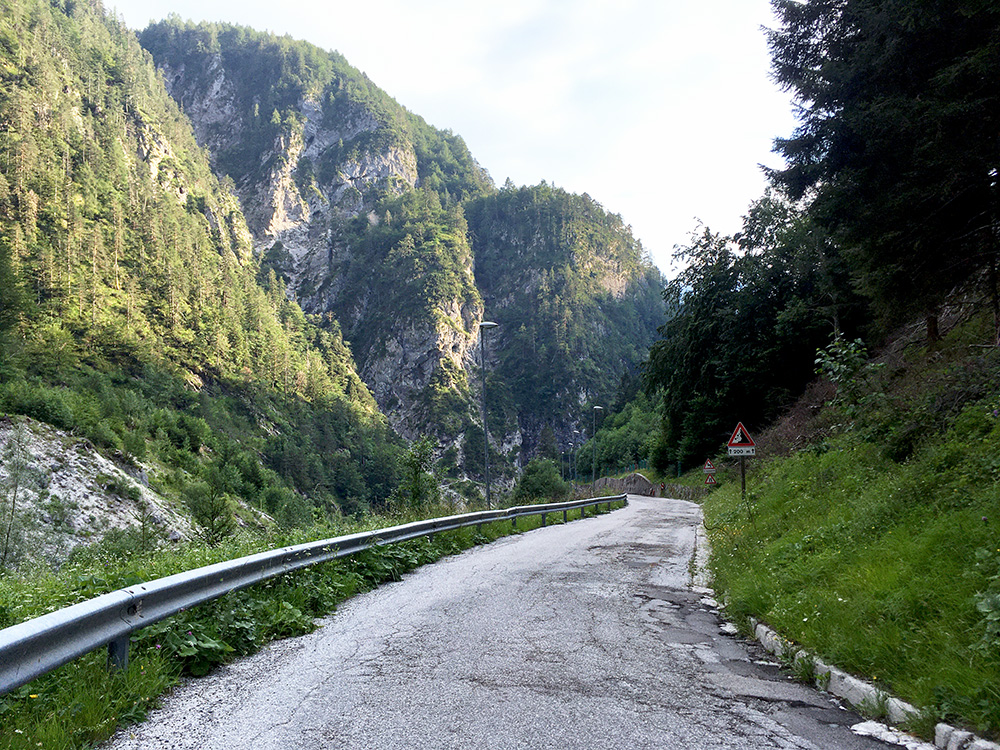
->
<box><xmin>592</xmin><ymin>405</ymin><xmax>603</xmax><ymax>494</ymax></box>
<box><xmin>479</xmin><ymin>321</ymin><xmax>498</xmax><ymax>509</ymax></box>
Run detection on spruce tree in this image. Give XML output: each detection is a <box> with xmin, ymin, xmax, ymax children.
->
<box><xmin>767</xmin><ymin>0</ymin><xmax>1000</xmax><ymax>339</ymax></box>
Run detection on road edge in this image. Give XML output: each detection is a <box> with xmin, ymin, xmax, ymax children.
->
<box><xmin>691</xmin><ymin>520</ymin><xmax>1000</xmax><ymax>750</ymax></box>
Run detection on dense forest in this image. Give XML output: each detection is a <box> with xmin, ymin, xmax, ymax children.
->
<box><xmin>619</xmin><ymin>0</ymin><xmax>1000</xmax><ymax>472</ymax></box>
<box><xmin>0</xmin><ymin>0</ymin><xmax>406</xmax><ymax>526</ymax></box>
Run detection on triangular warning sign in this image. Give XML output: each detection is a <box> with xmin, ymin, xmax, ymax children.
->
<box><xmin>705</xmin><ymin>474</ymin><xmax>717</xmax><ymax>486</ymax></box>
<box><xmin>727</xmin><ymin>422</ymin><xmax>755</xmax><ymax>447</ymax></box>
<box><xmin>703</xmin><ymin>459</ymin><xmax>716</xmax><ymax>471</ymax></box>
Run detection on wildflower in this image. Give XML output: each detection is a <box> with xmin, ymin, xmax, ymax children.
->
<box><xmin>155</xmin><ymin>644</ymin><xmax>161</xmax><ymax>649</ymax></box>
<box><xmin>29</xmin><ymin>694</ymin><xmax>38</xmax><ymax>699</ymax></box>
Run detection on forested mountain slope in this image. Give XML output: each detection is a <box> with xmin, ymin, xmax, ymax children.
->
<box><xmin>136</xmin><ymin>18</ymin><xmax>666</xmax><ymax>480</ymax></box>
<box><xmin>0</xmin><ymin>0</ymin><xmax>404</xmax><ymax>546</ymax></box>
<box><xmin>466</xmin><ymin>184</ymin><xmax>664</xmax><ymax>459</ymax></box>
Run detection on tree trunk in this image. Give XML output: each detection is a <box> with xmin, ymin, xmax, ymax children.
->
<box><xmin>990</xmin><ymin>254</ymin><xmax>1000</xmax><ymax>346</ymax></box>
<box><xmin>926</xmin><ymin>312</ymin><xmax>940</xmax><ymax>347</ymax></box>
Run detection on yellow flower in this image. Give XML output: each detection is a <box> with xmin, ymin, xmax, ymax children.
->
<box><xmin>29</xmin><ymin>694</ymin><xmax>38</xmax><ymax>699</ymax></box>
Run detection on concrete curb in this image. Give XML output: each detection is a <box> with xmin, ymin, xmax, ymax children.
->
<box><xmin>694</xmin><ymin>523</ymin><xmax>1000</xmax><ymax>750</ymax></box>
<box><xmin>934</xmin><ymin>724</ymin><xmax>1000</xmax><ymax>750</ymax></box>
<box><xmin>749</xmin><ymin>618</ymin><xmax>919</xmax><ymax>726</ymax></box>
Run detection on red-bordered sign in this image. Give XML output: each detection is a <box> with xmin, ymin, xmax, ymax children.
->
<box><xmin>727</xmin><ymin>422</ymin><xmax>755</xmax><ymax>447</ymax></box>
<box><xmin>727</xmin><ymin>422</ymin><xmax>756</xmax><ymax>457</ymax></box>
<box><xmin>703</xmin><ymin>459</ymin><xmax>716</xmax><ymax>474</ymax></box>
<box><xmin>705</xmin><ymin>474</ymin><xmax>717</xmax><ymax>486</ymax></box>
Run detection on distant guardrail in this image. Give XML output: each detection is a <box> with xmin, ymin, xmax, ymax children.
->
<box><xmin>0</xmin><ymin>494</ymin><xmax>627</xmax><ymax>696</ymax></box>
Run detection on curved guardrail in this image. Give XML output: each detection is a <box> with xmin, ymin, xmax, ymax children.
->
<box><xmin>0</xmin><ymin>494</ymin><xmax>627</xmax><ymax>695</ymax></box>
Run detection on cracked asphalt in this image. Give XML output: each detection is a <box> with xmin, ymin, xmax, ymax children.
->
<box><xmin>104</xmin><ymin>496</ymin><xmax>900</xmax><ymax>749</ymax></box>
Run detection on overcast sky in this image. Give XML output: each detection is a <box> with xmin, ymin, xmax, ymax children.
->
<box><xmin>109</xmin><ymin>0</ymin><xmax>798</xmax><ymax>276</ymax></box>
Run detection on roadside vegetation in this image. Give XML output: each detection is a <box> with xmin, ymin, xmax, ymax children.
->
<box><xmin>703</xmin><ymin>313</ymin><xmax>1000</xmax><ymax>739</ymax></box>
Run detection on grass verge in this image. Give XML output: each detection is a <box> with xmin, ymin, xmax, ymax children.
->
<box><xmin>704</xmin><ymin>320</ymin><xmax>1000</xmax><ymax>740</ymax></box>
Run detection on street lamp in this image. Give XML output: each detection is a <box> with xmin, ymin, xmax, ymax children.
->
<box><xmin>572</xmin><ymin>430</ymin><xmax>580</xmax><ymax>482</ymax></box>
<box><xmin>479</xmin><ymin>321</ymin><xmax>498</xmax><ymax>509</ymax></box>
<box><xmin>592</xmin><ymin>406</ymin><xmax>603</xmax><ymax>494</ymax></box>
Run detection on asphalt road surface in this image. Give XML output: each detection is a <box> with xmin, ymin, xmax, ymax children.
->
<box><xmin>105</xmin><ymin>496</ymin><xmax>902</xmax><ymax>750</ymax></box>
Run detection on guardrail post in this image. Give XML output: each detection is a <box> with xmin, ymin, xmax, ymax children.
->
<box><xmin>563</xmin><ymin>510</ymin><xmax>568</xmax><ymax>524</ymax></box>
<box><xmin>108</xmin><ymin>637</ymin><xmax>129</xmax><ymax>672</ymax></box>
<box><xmin>541</xmin><ymin>513</ymin><xmax>547</xmax><ymax>527</ymax></box>
<box><xmin>512</xmin><ymin>516</ymin><xmax>517</xmax><ymax>530</ymax></box>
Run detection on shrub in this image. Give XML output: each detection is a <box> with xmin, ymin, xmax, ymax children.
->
<box><xmin>512</xmin><ymin>458</ymin><xmax>570</xmax><ymax>502</ymax></box>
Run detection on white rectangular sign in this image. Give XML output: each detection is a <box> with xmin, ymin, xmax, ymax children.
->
<box><xmin>728</xmin><ymin>446</ymin><xmax>756</xmax><ymax>457</ymax></box>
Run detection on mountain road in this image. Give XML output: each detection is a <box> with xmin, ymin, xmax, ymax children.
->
<box><xmin>104</xmin><ymin>496</ymin><xmax>902</xmax><ymax>750</ymax></box>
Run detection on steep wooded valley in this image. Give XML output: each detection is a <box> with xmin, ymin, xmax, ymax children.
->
<box><xmin>3</xmin><ymin>0</ymin><xmax>1000</xmax><ymax>746</ymax></box>
<box><xmin>0</xmin><ymin>0</ymin><xmax>665</xmax><ymax>561</ymax></box>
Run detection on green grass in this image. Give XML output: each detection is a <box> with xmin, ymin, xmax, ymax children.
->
<box><xmin>705</xmin><ymin>342</ymin><xmax>1000</xmax><ymax>739</ymax></box>
<box><xmin>0</xmin><ymin>500</ymin><xmax>624</xmax><ymax>749</ymax></box>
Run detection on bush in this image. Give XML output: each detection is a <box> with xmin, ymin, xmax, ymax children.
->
<box><xmin>513</xmin><ymin>459</ymin><xmax>570</xmax><ymax>502</ymax></box>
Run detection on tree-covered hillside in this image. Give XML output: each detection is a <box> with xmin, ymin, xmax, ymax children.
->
<box><xmin>134</xmin><ymin>18</ymin><xmax>667</xmax><ymax>482</ymax></box>
<box><xmin>466</xmin><ymin>183</ymin><xmax>665</xmax><ymax>459</ymax></box>
<box><xmin>643</xmin><ymin>194</ymin><xmax>867</xmax><ymax>469</ymax></box>
<box><xmin>633</xmin><ymin>0</ymin><xmax>1000</xmax><ymax>471</ymax></box>
<box><xmin>0</xmin><ymin>0</ymin><xmax>405</xmax><ymax>531</ymax></box>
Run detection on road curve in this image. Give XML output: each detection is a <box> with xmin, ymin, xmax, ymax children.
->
<box><xmin>104</xmin><ymin>496</ymin><xmax>897</xmax><ymax>750</ymax></box>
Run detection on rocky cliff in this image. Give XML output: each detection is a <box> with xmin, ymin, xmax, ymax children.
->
<box><xmin>137</xmin><ymin>20</ymin><xmax>664</xmax><ymax>488</ymax></box>
<box><xmin>141</xmin><ymin>22</ymin><xmax>489</xmax><ymax>453</ymax></box>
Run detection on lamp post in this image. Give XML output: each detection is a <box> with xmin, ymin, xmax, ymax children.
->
<box><xmin>479</xmin><ymin>321</ymin><xmax>498</xmax><ymax>509</ymax></box>
<box><xmin>592</xmin><ymin>406</ymin><xmax>603</xmax><ymax>494</ymax></box>
<box><xmin>572</xmin><ymin>430</ymin><xmax>580</xmax><ymax>482</ymax></box>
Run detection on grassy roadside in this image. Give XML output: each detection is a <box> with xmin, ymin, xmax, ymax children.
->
<box><xmin>703</xmin><ymin>318</ymin><xmax>1000</xmax><ymax>739</ymax></box>
<box><xmin>0</xmin><ymin>500</ymin><xmax>625</xmax><ymax>749</ymax></box>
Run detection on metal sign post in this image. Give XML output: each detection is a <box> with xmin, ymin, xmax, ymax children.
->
<box><xmin>727</xmin><ymin>422</ymin><xmax>756</xmax><ymax>521</ymax></box>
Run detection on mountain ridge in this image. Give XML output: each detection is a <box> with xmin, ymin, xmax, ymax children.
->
<box><xmin>136</xmin><ymin>16</ymin><xmax>665</xmax><ymax>479</ymax></box>
<box><xmin>0</xmin><ymin>0</ymin><xmax>664</xmax><ymax>537</ymax></box>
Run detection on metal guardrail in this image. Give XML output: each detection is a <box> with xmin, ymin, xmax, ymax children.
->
<box><xmin>0</xmin><ymin>494</ymin><xmax>627</xmax><ymax>696</ymax></box>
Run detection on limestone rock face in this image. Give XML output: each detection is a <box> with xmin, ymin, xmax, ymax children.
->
<box><xmin>160</xmin><ymin>58</ymin><xmax>418</xmax><ymax>294</ymax></box>
<box><xmin>159</xmin><ymin>53</ymin><xmax>476</xmax><ymax>445</ymax></box>
<box><xmin>363</xmin><ymin>297</ymin><xmax>481</xmax><ymax>440</ymax></box>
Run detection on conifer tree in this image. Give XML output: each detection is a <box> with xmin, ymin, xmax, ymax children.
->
<box><xmin>767</xmin><ymin>0</ymin><xmax>1000</xmax><ymax>340</ymax></box>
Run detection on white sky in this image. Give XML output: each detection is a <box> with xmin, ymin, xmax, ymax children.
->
<box><xmin>109</xmin><ymin>0</ymin><xmax>798</xmax><ymax>276</ymax></box>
